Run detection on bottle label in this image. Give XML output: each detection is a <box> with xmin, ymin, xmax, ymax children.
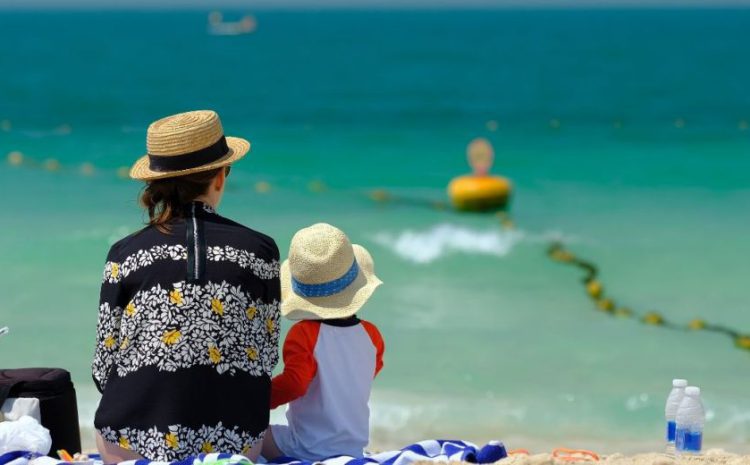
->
<box><xmin>676</xmin><ymin>428</ymin><xmax>702</xmax><ymax>452</ymax></box>
<box><xmin>666</xmin><ymin>421</ymin><xmax>676</xmax><ymax>442</ymax></box>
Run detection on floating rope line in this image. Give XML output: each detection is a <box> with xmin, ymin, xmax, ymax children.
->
<box><xmin>7</xmin><ymin>151</ymin><xmax>749</xmax><ymax>353</ymax></box>
<box><xmin>368</xmin><ymin>188</ymin><xmax>450</xmax><ymax>211</ymax></box>
<box><xmin>5</xmin><ymin>151</ymin><xmax>130</xmax><ymax>178</ymax></box>
<box><xmin>546</xmin><ymin>241</ymin><xmax>750</xmax><ymax>353</ymax></box>
<box><xmin>367</xmin><ymin>192</ymin><xmax>750</xmax><ymax>355</ymax></box>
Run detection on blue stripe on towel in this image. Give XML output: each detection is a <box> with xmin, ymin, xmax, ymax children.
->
<box><xmin>267</xmin><ymin>440</ymin><xmax>507</xmax><ymax>465</ymax></box>
<box><xmin>0</xmin><ymin>451</ymin><xmax>36</xmax><ymax>465</ymax></box>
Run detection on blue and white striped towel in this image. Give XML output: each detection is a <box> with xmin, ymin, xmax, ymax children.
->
<box><xmin>269</xmin><ymin>440</ymin><xmax>507</xmax><ymax>465</ymax></box>
<box><xmin>2</xmin><ymin>439</ymin><xmax>506</xmax><ymax>465</ymax></box>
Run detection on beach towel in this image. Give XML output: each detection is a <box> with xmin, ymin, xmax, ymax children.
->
<box><xmin>6</xmin><ymin>439</ymin><xmax>506</xmax><ymax>465</ymax></box>
<box><xmin>268</xmin><ymin>440</ymin><xmax>506</xmax><ymax>465</ymax></box>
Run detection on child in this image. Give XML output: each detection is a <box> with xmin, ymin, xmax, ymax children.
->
<box><xmin>262</xmin><ymin>223</ymin><xmax>384</xmax><ymax>461</ymax></box>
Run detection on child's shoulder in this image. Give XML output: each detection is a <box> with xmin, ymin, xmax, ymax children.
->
<box><xmin>358</xmin><ymin>318</ymin><xmax>380</xmax><ymax>331</ymax></box>
<box><xmin>357</xmin><ymin>319</ymin><xmax>384</xmax><ymax>345</ymax></box>
<box><xmin>281</xmin><ymin>321</ymin><xmax>324</xmax><ymax>353</ymax></box>
<box><xmin>289</xmin><ymin>320</ymin><xmax>322</xmax><ymax>333</ymax></box>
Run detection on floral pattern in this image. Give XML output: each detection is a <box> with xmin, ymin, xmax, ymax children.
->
<box><xmin>94</xmin><ymin>202</ymin><xmax>279</xmax><ymax>461</ymax></box>
<box><xmin>92</xmin><ymin>302</ymin><xmax>122</xmax><ymax>389</ymax></box>
<box><xmin>99</xmin><ymin>422</ymin><xmax>264</xmax><ymax>461</ymax></box>
<box><xmin>103</xmin><ymin>245</ymin><xmax>279</xmax><ymax>283</ymax></box>
<box><xmin>93</xmin><ymin>280</ymin><xmax>279</xmax><ymax>381</ymax></box>
<box><xmin>206</xmin><ymin>246</ymin><xmax>279</xmax><ymax>281</ymax></box>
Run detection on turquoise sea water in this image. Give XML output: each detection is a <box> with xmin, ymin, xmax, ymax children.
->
<box><xmin>1</xmin><ymin>8</ymin><xmax>749</xmax><ymax>453</ymax></box>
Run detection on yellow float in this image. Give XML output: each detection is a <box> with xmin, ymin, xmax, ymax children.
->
<box><xmin>448</xmin><ymin>138</ymin><xmax>512</xmax><ymax>212</ymax></box>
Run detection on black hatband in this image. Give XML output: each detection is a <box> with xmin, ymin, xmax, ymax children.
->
<box><xmin>148</xmin><ymin>136</ymin><xmax>228</xmax><ymax>172</ymax></box>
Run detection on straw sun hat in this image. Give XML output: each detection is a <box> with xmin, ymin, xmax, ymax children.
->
<box><xmin>281</xmin><ymin>223</ymin><xmax>382</xmax><ymax>320</ymax></box>
<box><xmin>130</xmin><ymin>110</ymin><xmax>250</xmax><ymax>181</ymax></box>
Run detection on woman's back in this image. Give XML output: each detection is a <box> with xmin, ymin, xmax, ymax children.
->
<box><xmin>94</xmin><ymin>201</ymin><xmax>280</xmax><ymax>460</ymax></box>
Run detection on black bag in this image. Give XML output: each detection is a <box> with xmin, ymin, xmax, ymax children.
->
<box><xmin>0</xmin><ymin>368</ymin><xmax>82</xmax><ymax>455</ymax></box>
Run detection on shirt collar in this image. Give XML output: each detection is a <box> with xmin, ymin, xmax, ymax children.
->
<box><xmin>183</xmin><ymin>200</ymin><xmax>217</xmax><ymax>216</ymax></box>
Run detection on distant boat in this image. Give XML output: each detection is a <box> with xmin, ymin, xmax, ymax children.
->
<box><xmin>208</xmin><ymin>11</ymin><xmax>257</xmax><ymax>36</ymax></box>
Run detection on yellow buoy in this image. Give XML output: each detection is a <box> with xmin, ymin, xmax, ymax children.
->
<box><xmin>735</xmin><ymin>335</ymin><xmax>750</xmax><ymax>350</ymax></box>
<box><xmin>586</xmin><ymin>280</ymin><xmax>603</xmax><ymax>299</ymax></box>
<box><xmin>7</xmin><ymin>151</ymin><xmax>24</xmax><ymax>166</ymax></box>
<box><xmin>255</xmin><ymin>181</ymin><xmax>271</xmax><ymax>194</ymax></box>
<box><xmin>549</xmin><ymin>248</ymin><xmax>574</xmax><ymax>262</ymax></box>
<box><xmin>448</xmin><ymin>175</ymin><xmax>511</xmax><ymax>212</ymax></box>
<box><xmin>369</xmin><ymin>189</ymin><xmax>391</xmax><ymax>203</ymax></box>
<box><xmin>117</xmin><ymin>166</ymin><xmax>131</xmax><ymax>179</ymax></box>
<box><xmin>688</xmin><ymin>319</ymin><xmax>706</xmax><ymax>330</ymax></box>
<box><xmin>308</xmin><ymin>180</ymin><xmax>327</xmax><ymax>193</ymax></box>
<box><xmin>643</xmin><ymin>312</ymin><xmax>664</xmax><ymax>326</ymax></box>
<box><xmin>448</xmin><ymin>138</ymin><xmax>512</xmax><ymax>212</ymax></box>
<box><xmin>43</xmin><ymin>159</ymin><xmax>61</xmax><ymax>171</ymax></box>
<box><xmin>596</xmin><ymin>298</ymin><xmax>615</xmax><ymax>312</ymax></box>
<box><xmin>80</xmin><ymin>162</ymin><xmax>95</xmax><ymax>176</ymax></box>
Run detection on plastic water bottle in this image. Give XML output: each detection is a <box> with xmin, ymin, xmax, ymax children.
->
<box><xmin>665</xmin><ymin>379</ymin><xmax>688</xmax><ymax>452</ymax></box>
<box><xmin>675</xmin><ymin>386</ymin><xmax>705</xmax><ymax>454</ymax></box>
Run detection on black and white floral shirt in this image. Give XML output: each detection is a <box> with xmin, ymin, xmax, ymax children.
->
<box><xmin>92</xmin><ymin>201</ymin><xmax>280</xmax><ymax>461</ymax></box>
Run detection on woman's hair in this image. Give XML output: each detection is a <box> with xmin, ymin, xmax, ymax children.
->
<box><xmin>140</xmin><ymin>167</ymin><xmax>223</xmax><ymax>233</ymax></box>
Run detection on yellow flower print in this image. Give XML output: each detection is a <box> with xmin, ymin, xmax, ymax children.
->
<box><xmin>201</xmin><ymin>442</ymin><xmax>214</xmax><ymax>453</ymax></box>
<box><xmin>125</xmin><ymin>302</ymin><xmax>136</xmax><ymax>317</ymax></box>
<box><xmin>111</xmin><ymin>263</ymin><xmax>119</xmax><ymax>278</ymax></box>
<box><xmin>245</xmin><ymin>306</ymin><xmax>257</xmax><ymax>320</ymax></box>
<box><xmin>245</xmin><ymin>347</ymin><xmax>258</xmax><ymax>361</ymax></box>
<box><xmin>169</xmin><ymin>289</ymin><xmax>183</xmax><ymax>306</ymax></box>
<box><xmin>162</xmin><ymin>330</ymin><xmax>181</xmax><ymax>346</ymax></box>
<box><xmin>266</xmin><ymin>318</ymin><xmax>275</xmax><ymax>334</ymax></box>
<box><xmin>208</xmin><ymin>345</ymin><xmax>222</xmax><ymax>364</ymax></box>
<box><xmin>165</xmin><ymin>432</ymin><xmax>179</xmax><ymax>449</ymax></box>
<box><xmin>118</xmin><ymin>436</ymin><xmax>130</xmax><ymax>449</ymax></box>
<box><xmin>211</xmin><ymin>298</ymin><xmax>224</xmax><ymax>316</ymax></box>
<box><xmin>104</xmin><ymin>334</ymin><xmax>116</xmax><ymax>349</ymax></box>
<box><xmin>119</xmin><ymin>338</ymin><xmax>129</xmax><ymax>350</ymax></box>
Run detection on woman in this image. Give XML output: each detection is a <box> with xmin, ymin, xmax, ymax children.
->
<box><xmin>92</xmin><ymin>110</ymin><xmax>280</xmax><ymax>462</ymax></box>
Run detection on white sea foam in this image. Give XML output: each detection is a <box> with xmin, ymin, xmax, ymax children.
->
<box><xmin>373</xmin><ymin>223</ymin><xmax>572</xmax><ymax>264</ymax></box>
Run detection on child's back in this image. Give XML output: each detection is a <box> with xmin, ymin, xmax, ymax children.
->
<box><xmin>265</xmin><ymin>223</ymin><xmax>384</xmax><ymax>462</ymax></box>
<box><xmin>272</xmin><ymin>317</ymin><xmax>384</xmax><ymax>460</ymax></box>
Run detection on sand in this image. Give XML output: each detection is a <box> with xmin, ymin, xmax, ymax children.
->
<box><xmin>484</xmin><ymin>449</ymin><xmax>750</xmax><ymax>465</ymax></box>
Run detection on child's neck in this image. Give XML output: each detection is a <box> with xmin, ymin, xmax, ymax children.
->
<box><xmin>321</xmin><ymin>315</ymin><xmax>359</xmax><ymax>327</ymax></box>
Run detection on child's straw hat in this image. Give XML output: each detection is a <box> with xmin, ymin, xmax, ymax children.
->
<box><xmin>281</xmin><ymin>223</ymin><xmax>382</xmax><ymax>320</ymax></box>
<box><xmin>130</xmin><ymin>110</ymin><xmax>250</xmax><ymax>181</ymax></box>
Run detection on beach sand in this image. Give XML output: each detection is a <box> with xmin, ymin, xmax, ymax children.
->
<box><xmin>487</xmin><ymin>449</ymin><xmax>750</xmax><ymax>465</ymax></box>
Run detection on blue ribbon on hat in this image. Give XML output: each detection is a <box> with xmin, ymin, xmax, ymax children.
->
<box><xmin>292</xmin><ymin>260</ymin><xmax>360</xmax><ymax>298</ymax></box>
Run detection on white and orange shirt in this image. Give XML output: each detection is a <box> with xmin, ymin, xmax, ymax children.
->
<box><xmin>270</xmin><ymin>316</ymin><xmax>384</xmax><ymax>461</ymax></box>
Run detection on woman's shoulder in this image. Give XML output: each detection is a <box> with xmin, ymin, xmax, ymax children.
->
<box><xmin>208</xmin><ymin>215</ymin><xmax>280</xmax><ymax>261</ymax></box>
<box><xmin>104</xmin><ymin>226</ymin><xmax>157</xmax><ymax>262</ymax></box>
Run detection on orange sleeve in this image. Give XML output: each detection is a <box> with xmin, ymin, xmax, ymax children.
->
<box><xmin>361</xmin><ymin>320</ymin><xmax>385</xmax><ymax>377</ymax></box>
<box><xmin>270</xmin><ymin>320</ymin><xmax>320</xmax><ymax>409</ymax></box>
